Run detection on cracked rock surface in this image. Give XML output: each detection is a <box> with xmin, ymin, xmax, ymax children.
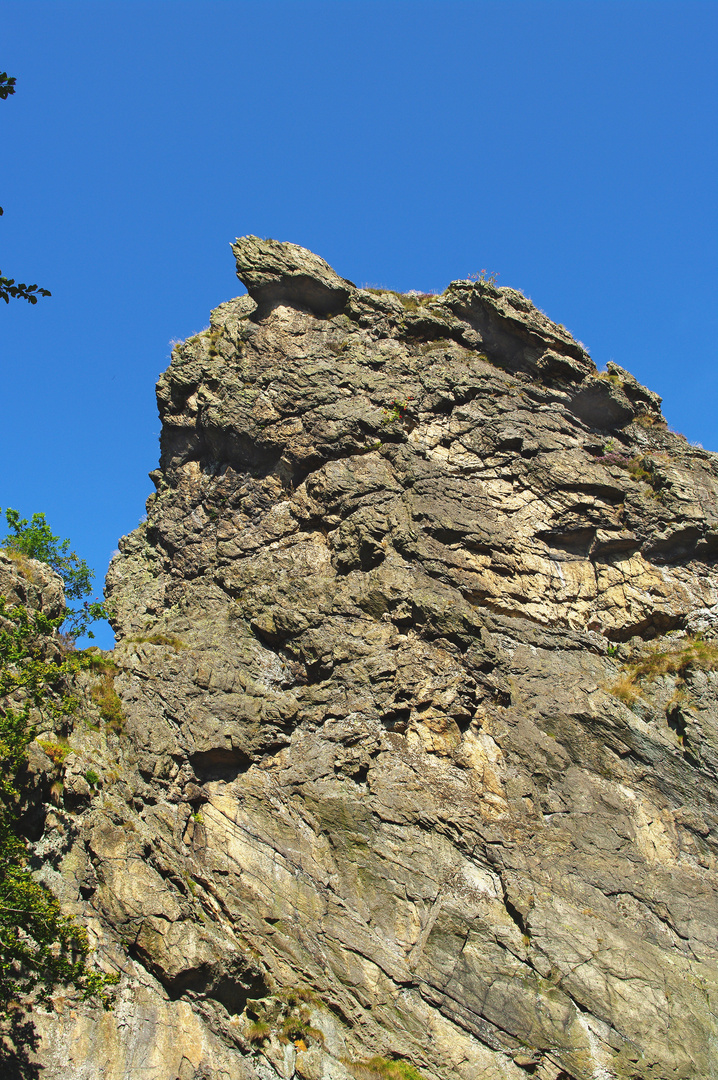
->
<box><xmin>23</xmin><ymin>239</ymin><xmax>718</xmax><ymax>1079</ymax></box>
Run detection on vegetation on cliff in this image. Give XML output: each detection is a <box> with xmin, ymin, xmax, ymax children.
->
<box><xmin>1</xmin><ymin>509</ymin><xmax>108</xmax><ymax>641</ymax></box>
<box><xmin>0</xmin><ymin>517</ymin><xmax>116</xmax><ymax>1015</ymax></box>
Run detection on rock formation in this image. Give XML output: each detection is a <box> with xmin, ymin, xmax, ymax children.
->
<box><xmin>11</xmin><ymin>238</ymin><xmax>718</xmax><ymax>1079</ymax></box>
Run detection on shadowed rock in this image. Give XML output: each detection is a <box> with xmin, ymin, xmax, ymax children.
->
<box><xmin>232</xmin><ymin>234</ymin><xmax>356</xmax><ymax>315</ymax></box>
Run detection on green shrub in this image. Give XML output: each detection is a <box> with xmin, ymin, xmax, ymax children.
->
<box><xmin>81</xmin><ymin>649</ymin><xmax>118</xmax><ymax>675</ymax></box>
<box><xmin>0</xmin><ymin>508</ymin><xmax>109</xmax><ymax>640</ymax></box>
<box><xmin>0</xmin><ymin>599</ymin><xmax>118</xmax><ymax>1011</ymax></box>
<box><xmin>37</xmin><ymin>739</ymin><xmax>71</xmax><ymax>766</ymax></box>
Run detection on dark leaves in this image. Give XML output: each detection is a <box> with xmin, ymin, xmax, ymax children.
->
<box><xmin>1</xmin><ymin>74</ymin><xmax>51</xmax><ymax>305</ymax></box>
<box><xmin>0</xmin><ymin>73</ymin><xmax>16</xmax><ymax>100</ymax></box>
<box><xmin>0</xmin><ymin>276</ymin><xmax>52</xmax><ymax>305</ymax></box>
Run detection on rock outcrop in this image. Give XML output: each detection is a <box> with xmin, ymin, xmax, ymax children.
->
<box><xmin>14</xmin><ymin>239</ymin><xmax>718</xmax><ymax>1079</ymax></box>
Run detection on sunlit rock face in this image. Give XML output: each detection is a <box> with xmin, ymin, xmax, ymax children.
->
<box><xmin>28</xmin><ymin>239</ymin><xmax>718</xmax><ymax>1080</ymax></box>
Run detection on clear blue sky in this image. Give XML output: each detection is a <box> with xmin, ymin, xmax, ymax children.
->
<box><xmin>2</xmin><ymin>0</ymin><xmax>716</xmax><ymax>648</ymax></box>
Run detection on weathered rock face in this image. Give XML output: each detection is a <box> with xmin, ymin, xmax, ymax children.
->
<box><xmin>24</xmin><ymin>239</ymin><xmax>718</xmax><ymax>1079</ymax></box>
<box><xmin>0</xmin><ymin>549</ymin><xmax>65</xmax><ymax>618</ymax></box>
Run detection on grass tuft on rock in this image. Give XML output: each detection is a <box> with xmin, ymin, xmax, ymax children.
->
<box><xmin>90</xmin><ymin>673</ymin><xmax>125</xmax><ymax>732</ymax></box>
<box><xmin>347</xmin><ymin>1057</ymin><xmax>428</xmax><ymax>1080</ymax></box>
<box><xmin>612</xmin><ymin>635</ymin><xmax>718</xmax><ymax>705</ymax></box>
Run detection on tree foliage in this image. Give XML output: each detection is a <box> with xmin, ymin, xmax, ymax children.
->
<box><xmin>0</xmin><ymin>72</ymin><xmax>16</xmax><ymax>100</ymax></box>
<box><xmin>0</xmin><ymin>600</ymin><xmax>117</xmax><ymax>1012</ymax></box>
<box><xmin>0</xmin><ymin>509</ymin><xmax>109</xmax><ymax>640</ymax></box>
<box><xmin>0</xmin><ymin>272</ymin><xmax>52</xmax><ymax>307</ymax></box>
<box><xmin>0</xmin><ymin>72</ymin><xmax>51</xmax><ymax>306</ymax></box>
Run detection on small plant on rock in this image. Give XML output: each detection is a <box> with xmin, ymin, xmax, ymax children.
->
<box><xmin>243</xmin><ymin>986</ymin><xmax>325</xmax><ymax>1050</ymax></box>
<box><xmin>634</xmin><ymin>412</ymin><xmax>665</xmax><ymax>430</ymax></box>
<box><xmin>611</xmin><ymin>635</ymin><xmax>718</xmax><ymax>707</ymax></box>
<box><xmin>90</xmin><ymin>674</ymin><xmax>124</xmax><ymax>732</ymax></box>
<box><xmin>279</xmin><ymin>1012</ymin><xmax>323</xmax><ymax>1045</ymax></box>
<box><xmin>468</xmin><ymin>269</ymin><xmax>500</xmax><ymax>287</ymax></box>
<box><xmin>382</xmin><ymin>396</ymin><xmax>414</xmax><ymax>425</ymax></box>
<box><xmin>595</xmin><ymin>440</ymin><xmax>631</xmax><ymax>468</ymax></box>
<box><xmin>247</xmin><ymin>1019</ymin><xmax>271</xmax><ymax>1044</ymax></box>
<box><xmin>594</xmin><ymin>445</ymin><xmax>663</xmax><ymax>495</ymax></box>
<box><xmin>37</xmin><ymin>739</ymin><xmax>71</xmax><ymax>766</ymax></box>
<box><xmin>347</xmin><ymin>1057</ymin><xmax>428</xmax><ymax>1080</ymax></box>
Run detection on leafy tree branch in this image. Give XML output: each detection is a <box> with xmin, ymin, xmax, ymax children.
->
<box><xmin>0</xmin><ymin>600</ymin><xmax>118</xmax><ymax>1012</ymax></box>
<box><xmin>0</xmin><ymin>71</ymin><xmax>51</xmax><ymax>306</ymax></box>
<box><xmin>0</xmin><ymin>72</ymin><xmax>16</xmax><ymax>100</ymax></box>
<box><xmin>1</xmin><ymin>509</ymin><xmax>110</xmax><ymax>640</ymax></box>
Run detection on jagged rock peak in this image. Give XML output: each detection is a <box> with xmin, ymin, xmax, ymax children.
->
<box><xmin>19</xmin><ymin>241</ymin><xmax>718</xmax><ymax>1080</ymax></box>
<box><xmin>232</xmin><ymin>235</ymin><xmax>356</xmax><ymax>315</ymax></box>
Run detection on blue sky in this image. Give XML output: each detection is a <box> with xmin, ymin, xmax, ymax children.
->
<box><xmin>1</xmin><ymin>0</ymin><xmax>716</xmax><ymax>648</ymax></box>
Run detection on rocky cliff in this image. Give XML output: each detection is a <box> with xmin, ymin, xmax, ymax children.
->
<box><xmin>14</xmin><ymin>239</ymin><xmax>718</xmax><ymax>1079</ymax></box>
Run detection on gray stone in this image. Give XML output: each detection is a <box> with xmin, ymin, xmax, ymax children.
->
<box><xmin>232</xmin><ymin>235</ymin><xmax>356</xmax><ymax>315</ymax></box>
<box><xmin>6</xmin><ymin>241</ymin><xmax>717</xmax><ymax>1080</ymax></box>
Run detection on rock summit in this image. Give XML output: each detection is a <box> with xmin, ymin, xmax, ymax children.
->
<box><xmin>17</xmin><ymin>239</ymin><xmax>718</xmax><ymax>1079</ymax></box>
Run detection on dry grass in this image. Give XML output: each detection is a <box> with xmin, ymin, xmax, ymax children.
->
<box><xmin>279</xmin><ymin>986</ymin><xmax>318</xmax><ymax>1007</ymax></box>
<box><xmin>596</xmin><ymin>371</ymin><xmax>623</xmax><ymax>386</ymax></box>
<box><xmin>2</xmin><ymin>548</ymin><xmax>42</xmax><ymax>584</ymax></box>
<box><xmin>612</xmin><ymin>636</ymin><xmax>718</xmax><ymax>705</ymax></box>
<box><xmin>90</xmin><ymin>673</ymin><xmax>125</xmax><ymax>732</ymax></box>
<box><xmin>346</xmin><ymin>1058</ymin><xmax>427</xmax><ymax>1080</ymax></box>
<box><xmin>634</xmin><ymin>413</ymin><xmax>666</xmax><ymax>430</ymax></box>
<box><xmin>247</xmin><ymin>1020</ymin><xmax>271</xmax><ymax>1044</ymax></box>
<box><xmin>630</xmin><ymin>637</ymin><xmax>718</xmax><ymax>680</ymax></box>
<box><xmin>37</xmin><ymin>738</ymin><xmax>71</xmax><ymax>765</ymax></box>
<box><xmin>612</xmin><ymin>674</ymin><xmax>640</xmax><ymax>705</ymax></box>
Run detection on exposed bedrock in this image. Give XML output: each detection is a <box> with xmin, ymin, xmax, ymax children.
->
<box><xmin>21</xmin><ymin>239</ymin><xmax>718</xmax><ymax>1080</ymax></box>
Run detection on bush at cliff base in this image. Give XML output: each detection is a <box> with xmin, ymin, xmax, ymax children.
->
<box><xmin>0</xmin><ymin>599</ymin><xmax>117</xmax><ymax>1012</ymax></box>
